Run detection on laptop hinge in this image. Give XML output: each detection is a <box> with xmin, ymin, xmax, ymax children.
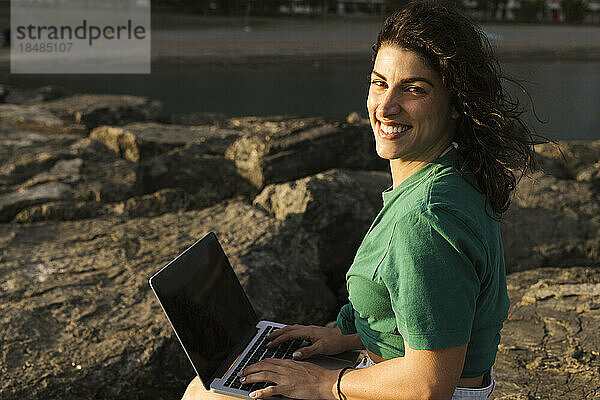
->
<box><xmin>211</xmin><ymin>325</ymin><xmax>259</xmax><ymax>383</ymax></box>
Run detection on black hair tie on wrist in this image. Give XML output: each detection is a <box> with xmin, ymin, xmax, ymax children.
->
<box><xmin>337</xmin><ymin>367</ymin><xmax>353</xmax><ymax>400</ymax></box>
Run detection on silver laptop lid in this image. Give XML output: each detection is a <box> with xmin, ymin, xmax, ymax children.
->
<box><xmin>149</xmin><ymin>232</ymin><xmax>259</xmax><ymax>386</ymax></box>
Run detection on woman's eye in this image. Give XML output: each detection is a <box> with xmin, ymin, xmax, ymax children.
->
<box><xmin>406</xmin><ymin>86</ymin><xmax>426</xmax><ymax>94</ymax></box>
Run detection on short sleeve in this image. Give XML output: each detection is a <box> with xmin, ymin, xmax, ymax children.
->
<box><xmin>381</xmin><ymin>205</ymin><xmax>484</xmax><ymax>350</ymax></box>
<box><xmin>336</xmin><ymin>302</ymin><xmax>357</xmax><ymax>335</ymax></box>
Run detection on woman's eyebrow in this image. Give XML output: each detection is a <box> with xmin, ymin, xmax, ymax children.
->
<box><xmin>371</xmin><ymin>70</ymin><xmax>435</xmax><ymax>87</ymax></box>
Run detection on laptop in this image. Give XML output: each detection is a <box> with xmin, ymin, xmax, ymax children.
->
<box><xmin>148</xmin><ymin>231</ymin><xmax>359</xmax><ymax>399</ymax></box>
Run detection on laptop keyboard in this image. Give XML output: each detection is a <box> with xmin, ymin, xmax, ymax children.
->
<box><xmin>223</xmin><ymin>325</ymin><xmax>307</xmax><ymax>392</ymax></box>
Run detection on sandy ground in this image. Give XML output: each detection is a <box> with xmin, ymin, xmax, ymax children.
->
<box><xmin>1</xmin><ymin>15</ymin><xmax>600</xmax><ymax>66</ymax></box>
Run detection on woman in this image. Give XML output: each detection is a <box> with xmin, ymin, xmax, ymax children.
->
<box><xmin>184</xmin><ymin>2</ymin><xmax>546</xmax><ymax>399</ymax></box>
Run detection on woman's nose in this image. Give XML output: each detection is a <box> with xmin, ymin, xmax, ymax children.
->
<box><xmin>377</xmin><ymin>89</ymin><xmax>402</xmax><ymax>120</ymax></box>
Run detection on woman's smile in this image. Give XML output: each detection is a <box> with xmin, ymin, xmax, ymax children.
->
<box><xmin>375</xmin><ymin>120</ymin><xmax>413</xmax><ymax>140</ymax></box>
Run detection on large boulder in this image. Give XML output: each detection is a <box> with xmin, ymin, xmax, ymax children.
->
<box><xmin>254</xmin><ymin>169</ymin><xmax>391</xmax><ymax>302</ymax></box>
<box><xmin>502</xmin><ymin>171</ymin><xmax>600</xmax><ymax>272</ymax></box>
<box><xmin>137</xmin><ymin>144</ymin><xmax>255</xmax><ymax>204</ymax></box>
<box><xmin>90</xmin><ymin>123</ymin><xmax>240</xmax><ymax>163</ymax></box>
<box><xmin>0</xmin><ymin>133</ymin><xmax>138</xmax><ymax>222</ymax></box>
<box><xmin>494</xmin><ymin>266</ymin><xmax>600</xmax><ymax>399</ymax></box>
<box><xmin>39</xmin><ymin>94</ymin><xmax>165</xmax><ymax>129</ymax></box>
<box><xmin>0</xmin><ymin>200</ymin><xmax>335</xmax><ymax>399</ymax></box>
<box><xmin>225</xmin><ymin>117</ymin><xmax>387</xmax><ymax>189</ymax></box>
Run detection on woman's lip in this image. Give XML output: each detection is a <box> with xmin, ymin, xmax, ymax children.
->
<box><xmin>376</xmin><ymin>120</ymin><xmax>412</xmax><ymax>139</ymax></box>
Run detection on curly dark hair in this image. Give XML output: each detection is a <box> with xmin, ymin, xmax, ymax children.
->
<box><xmin>373</xmin><ymin>1</ymin><xmax>553</xmax><ymax>219</ymax></box>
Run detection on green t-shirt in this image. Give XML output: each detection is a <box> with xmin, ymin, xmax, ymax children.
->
<box><xmin>336</xmin><ymin>152</ymin><xmax>509</xmax><ymax>378</ymax></box>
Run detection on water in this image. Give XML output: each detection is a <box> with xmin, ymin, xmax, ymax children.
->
<box><xmin>1</xmin><ymin>57</ymin><xmax>599</xmax><ymax>141</ymax></box>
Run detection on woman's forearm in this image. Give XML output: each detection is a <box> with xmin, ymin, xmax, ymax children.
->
<box><xmin>323</xmin><ymin>343</ymin><xmax>466</xmax><ymax>400</ymax></box>
<box><xmin>336</xmin><ymin>328</ymin><xmax>365</xmax><ymax>351</ymax></box>
<box><xmin>324</xmin><ymin>356</ymin><xmax>449</xmax><ymax>400</ymax></box>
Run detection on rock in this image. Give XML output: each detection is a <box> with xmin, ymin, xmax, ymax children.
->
<box><xmin>114</xmin><ymin>188</ymin><xmax>196</xmax><ymax>218</ymax></box>
<box><xmin>40</xmin><ymin>94</ymin><xmax>165</xmax><ymax>129</ymax></box>
<box><xmin>15</xmin><ymin>138</ymin><xmax>138</xmax><ymax>204</ymax></box>
<box><xmin>346</xmin><ymin>111</ymin><xmax>361</xmax><ymax>124</ymax></box>
<box><xmin>69</xmin><ymin>136</ymin><xmax>127</xmax><ymax>162</ymax></box>
<box><xmin>0</xmin><ymin>104</ymin><xmax>66</xmax><ymax>129</ymax></box>
<box><xmin>90</xmin><ymin>122</ymin><xmax>240</xmax><ymax>163</ymax></box>
<box><xmin>0</xmin><ymin>132</ymin><xmax>139</xmax><ymax>222</ymax></box>
<box><xmin>0</xmin><ymin>200</ymin><xmax>334</xmax><ymax>398</ymax></box>
<box><xmin>225</xmin><ymin>120</ymin><xmax>387</xmax><ymax>188</ymax></box>
<box><xmin>3</xmin><ymin>85</ymin><xmax>69</xmax><ymax>105</ymax></box>
<box><xmin>169</xmin><ymin>111</ymin><xmax>229</xmax><ymax>127</ymax></box>
<box><xmin>535</xmin><ymin>141</ymin><xmax>600</xmax><ymax>179</ymax></box>
<box><xmin>13</xmin><ymin>200</ymin><xmax>105</xmax><ymax>223</ymax></box>
<box><xmin>254</xmin><ymin>169</ymin><xmax>391</xmax><ymax>302</ymax></box>
<box><xmin>14</xmin><ymin>189</ymin><xmax>196</xmax><ymax>223</ymax></box>
<box><xmin>0</xmin><ymin>182</ymin><xmax>72</xmax><ymax>222</ymax></box>
<box><xmin>494</xmin><ymin>266</ymin><xmax>600</xmax><ymax>399</ymax></box>
<box><xmin>576</xmin><ymin>161</ymin><xmax>600</xmax><ymax>183</ymax></box>
<box><xmin>502</xmin><ymin>171</ymin><xmax>600</xmax><ymax>272</ymax></box>
<box><xmin>138</xmin><ymin>144</ymin><xmax>254</xmax><ymax>205</ymax></box>
<box><xmin>73</xmin><ymin>157</ymin><xmax>137</xmax><ymax>203</ymax></box>
<box><xmin>0</xmin><ymin>123</ymin><xmax>83</xmax><ymax>187</ymax></box>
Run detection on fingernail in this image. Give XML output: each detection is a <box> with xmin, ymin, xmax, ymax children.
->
<box><xmin>249</xmin><ymin>391</ymin><xmax>257</xmax><ymax>398</ymax></box>
<box><xmin>240</xmin><ymin>377</ymin><xmax>246</xmax><ymax>383</ymax></box>
<box><xmin>292</xmin><ymin>351</ymin><xmax>302</xmax><ymax>359</ymax></box>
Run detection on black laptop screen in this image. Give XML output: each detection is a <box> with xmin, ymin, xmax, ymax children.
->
<box><xmin>150</xmin><ymin>232</ymin><xmax>259</xmax><ymax>383</ymax></box>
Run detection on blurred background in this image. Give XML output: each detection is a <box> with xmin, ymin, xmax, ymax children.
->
<box><xmin>1</xmin><ymin>0</ymin><xmax>599</xmax><ymax>140</ymax></box>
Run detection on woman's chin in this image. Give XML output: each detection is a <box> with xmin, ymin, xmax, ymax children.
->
<box><xmin>375</xmin><ymin>149</ymin><xmax>401</xmax><ymax>160</ymax></box>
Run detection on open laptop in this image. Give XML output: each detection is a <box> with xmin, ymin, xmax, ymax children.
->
<box><xmin>149</xmin><ymin>231</ymin><xmax>358</xmax><ymax>399</ymax></box>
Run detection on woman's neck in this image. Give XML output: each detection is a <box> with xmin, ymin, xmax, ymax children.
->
<box><xmin>389</xmin><ymin>141</ymin><xmax>456</xmax><ymax>188</ymax></box>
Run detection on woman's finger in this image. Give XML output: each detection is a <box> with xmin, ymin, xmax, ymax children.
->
<box><xmin>267</xmin><ymin>326</ymin><xmax>309</xmax><ymax>347</ymax></box>
<box><xmin>290</xmin><ymin>342</ymin><xmax>321</xmax><ymax>360</ymax></box>
<box><xmin>240</xmin><ymin>371</ymin><xmax>280</xmax><ymax>385</ymax></box>
<box><xmin>241</xmin><ymin>358</ymin><xmax>293</xmax><ymax>376</ymax></box>
<box><xmin>266</xmin><ymin>324</ymin><xmax>302</xmax><ymax>341</ymax></box>
<box><xmin>248</xmin><ymin>384</ymin><xmax>280</xmax><ymax>399</ymax></box>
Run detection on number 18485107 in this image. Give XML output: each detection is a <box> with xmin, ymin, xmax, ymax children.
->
<box><xmin>19</xmin><ymin>42</ymin><xmax>73</xmax><ymax>52</ymax></box>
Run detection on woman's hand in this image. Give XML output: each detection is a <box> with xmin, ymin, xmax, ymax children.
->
<box><xmin>239</xmin><ymin>358</ymin><xmax>338</xmax><ymax>399</ymax></box>
<box><xmin>267</xmin><ymin>325</ymin><xmax>362</xmax><ymax>360</ymax></box>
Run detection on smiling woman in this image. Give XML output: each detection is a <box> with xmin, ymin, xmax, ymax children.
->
<box><xmin>182</xmin><ymin>2</ymin><xmax>551</xmax><ymax>400</ymax></box>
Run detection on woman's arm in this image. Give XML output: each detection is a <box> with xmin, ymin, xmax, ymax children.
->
<box><xmin>325</xmin><ymin>341</ymin><xmax>467</xmax><ymax>400</ymax></box>
<box><xmin>240</xmin><ymin>340</ymin><xmax>467</xmax><ymax>400</ymax></box>
<box><xmin>265</xmin><ymin>325</ymin><xmax>365</xmax><ymax>360</ymax></box>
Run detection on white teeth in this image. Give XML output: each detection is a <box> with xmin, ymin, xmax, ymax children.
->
<box><xmin>380</xmin><ymin>123</ymin><xmax>411</xmax><ymax>134</ymax></box>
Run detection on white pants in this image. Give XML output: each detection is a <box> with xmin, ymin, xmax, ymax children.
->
<box><xmin>355</xmin><ymin>354</ymin><xmax>495</xmax><ymax>399</ymax></box>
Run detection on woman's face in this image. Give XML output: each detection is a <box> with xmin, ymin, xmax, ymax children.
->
<box><xmin>366</xmin><ymin>45</ymin><xmax>459</xmax><ymax>161</ymax></box>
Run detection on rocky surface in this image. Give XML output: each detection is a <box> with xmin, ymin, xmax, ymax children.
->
<box><xmin>39</xmin><ymin>94</ymin><xmax>166</xmax><ymax>129</ymax></box>
<box><xmin>501</xmin><ymin>141</ymin><xmax>600</xmax><ymax>273</ymax></box>
<box><xmin>89</xmin><ymin>123</ymin><xmax>239</xmax><ymax>163</ymax></box>
<box><xmin>494</xmin><ymin>267</ymin><xmax>600</xmax><ymax>399</ymax></box>
<box><xmin>224</xmin><ymin>116</ymin><xmax>387</xmax><ymax>188</ymax></box>
<box><xmin>1</xmin><ymin>88</ymin><xmax>600</xmax><ymax>398</ymax></box>
<box><xmin>0</xmin><ymin>200</ymin><xmax>334</xmax><ymax>399</ymax></box>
